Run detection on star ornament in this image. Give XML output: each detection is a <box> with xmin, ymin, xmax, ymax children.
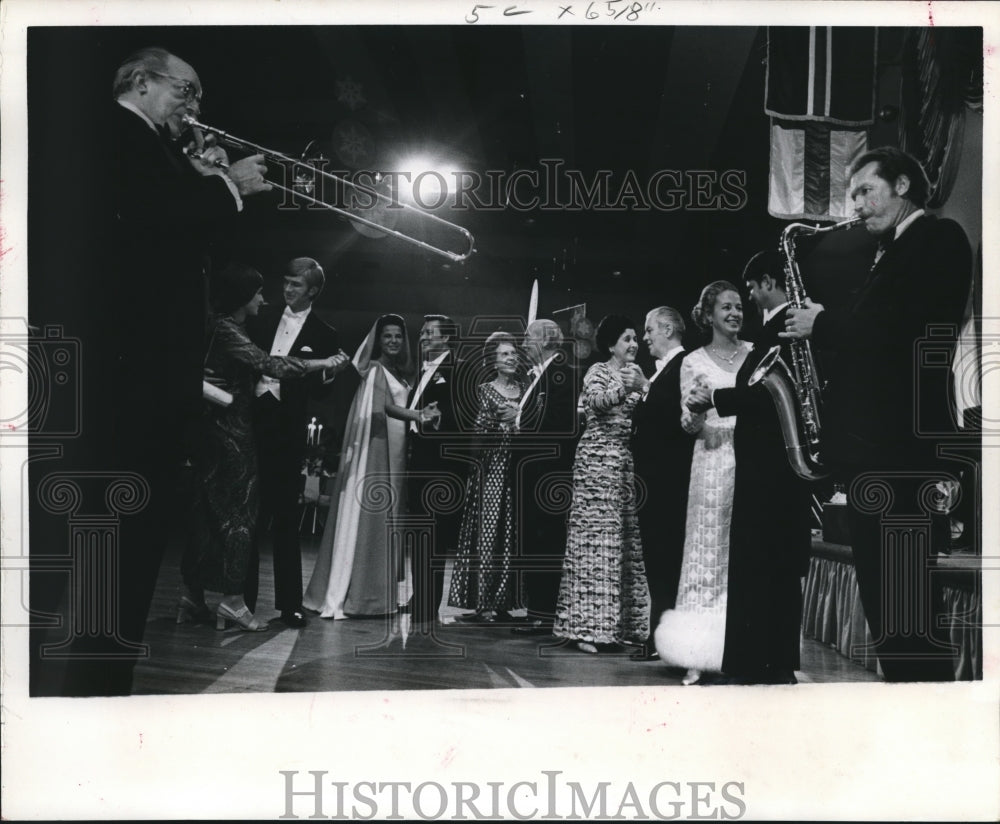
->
<box><xmin>336</xmin><ymin>77</ymin><xmax>367</xmax><ymax>111</ymax></box>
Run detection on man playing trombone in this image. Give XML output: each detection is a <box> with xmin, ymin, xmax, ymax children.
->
<box><xmin>61</xmin><ymin>46</ymin><xmax>273</xmax><ymax>695</ymax></box>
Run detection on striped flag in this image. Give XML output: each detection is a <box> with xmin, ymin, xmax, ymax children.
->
<box><xmin>768</xmin><ymin>119</ymin><xmax>867</xmax><ymax>220</ymax></box>
<box><xmin>766</xmin><ymin>27</ymin><xmax>876</xmax><ymax>220</ymax></box>
<box><xmin>765</xmin><ymin>27</ymin><xmax>878</xmax><ymax>126</ymax></box>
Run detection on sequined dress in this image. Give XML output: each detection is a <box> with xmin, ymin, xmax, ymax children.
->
<box><xmin>553</xmin><ymin>361</ymin><xmax>649</xmax><ymax>644</ymax></box>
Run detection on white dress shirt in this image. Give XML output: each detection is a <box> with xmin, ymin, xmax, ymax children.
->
<box><xmin>255</xmin><ymin>305</ymin><xmax>311</xmax><ymax>400</ymax></box>
<box><xmin>408</xmin><ymin>350</ymin><xmax>450</xmax><ymax>433</ymax></box>
<box><xmin>894</xmin><ymin>208</ymin><xmax>925</xmax><ymax>240</ymax></box>
<box><xmin>762</xmin><ymin>301</ymin><xmax>790</xmax><ymax>327</ymax></box>
<box><xmin>642</xmin><ymin>344</ymin><xmax>685</xmax><ymax>399</ymax></box>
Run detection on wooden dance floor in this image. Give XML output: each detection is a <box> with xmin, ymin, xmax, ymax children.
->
<box><xmin>132</xmin><ymin>532</ymin><xmax>879</xmax><ymax>695</ymax></box>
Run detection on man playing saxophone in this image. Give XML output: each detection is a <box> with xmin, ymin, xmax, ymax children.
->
<box><xmin>686</xmin><ymin>251</ymin><xmax>813</xmax><ymax>684</ymax></box>
<box><xmin>782</xmin><ymin>146</ymin><xmax>973</xmax><ymax>682</ymax></box>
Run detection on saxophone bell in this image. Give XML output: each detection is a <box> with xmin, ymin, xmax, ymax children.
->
<box><xmin>754</xmin><ymin>215</ymin><xmax>862</xmax><ymax>482</ymax></box>
<box><xmin>749</xmin><ymin>345</ymin><xmax>827</xmax><ymax>481</ymax></box>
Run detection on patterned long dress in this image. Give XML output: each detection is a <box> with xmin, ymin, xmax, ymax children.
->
<box><xmin>448</xmin><ymin>382</ymin><xmax>522</xmax><ymax>614</ymax></box>
<box><xmin>654</xmin><ymin>343</ymin><xmax>749</xmax><ymax>670</ymax></box>
<box><xmin>553</xmin><ymin>361</ymin><xmax>649</xmax><ymax>645</ymax></box>
<box><xmin>183</xmin><ymin>315</ymin><xmax>308</xmax><ymax>596</ymax></box>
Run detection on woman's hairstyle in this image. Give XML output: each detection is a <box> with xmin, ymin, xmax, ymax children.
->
<box><xmin>211</xmin><ymin>262</ymin><xmax>263</xmax><ymax>314</ymax></box>
<box><xmin>595</xmin><ymin>314</ymin><xmax>636</xmax><ymax>358</ymax></box>
<box><xmin>483</xmin><ymin>331</ymin><xmax>518</xmax><ymax>369</ymax></box>
<box><xmin>691</xmin><ymin>280</ymin><xmax>740</xmax><ymax>332</ymax></box>
<box><xmin>371</xmin><ymin>313</ymin><xmax>408</xmax><ymax>361</ymax></box>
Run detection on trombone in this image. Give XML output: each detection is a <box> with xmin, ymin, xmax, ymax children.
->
<box><xmin>181</xmin><ymin>115</ymin><xmax>476</xmax><ymax>263</ymax></box>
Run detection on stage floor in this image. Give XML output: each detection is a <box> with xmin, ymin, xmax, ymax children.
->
<box><xmin>131</xmin><ymin>533</ymin><xmax>880</xmax><ymax>695</ymax></box>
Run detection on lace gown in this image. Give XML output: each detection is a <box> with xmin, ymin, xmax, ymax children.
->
<box><xmin>654</xmin><ymin>344</ymin><xmax>748</xmax><ymax>670</ymax></box>
<box><xmin>553</xmin><ymin>361</ymin><xmax>650</xmax><ymax>645</ymax></box>
<box><xmin>448</xmin><ymin>383</ymin><xmax>522</xmax><ymax>614</ymax></box>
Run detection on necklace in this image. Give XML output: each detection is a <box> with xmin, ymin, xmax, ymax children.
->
<box><xmin>709</xmin><ymin>344</ymin><xmax>741</xmax><ymax>365</ymax></box>
<box><xmin>494</xmin><ymin>377</ymin><xmax>520</xmax><ymax>397</ymax></box>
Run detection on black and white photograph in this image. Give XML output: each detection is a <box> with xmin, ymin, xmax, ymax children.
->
<box><xmin>1</xmin><ymin>0</ymin><xmax>996</xmax><ymax>820</ymax></box>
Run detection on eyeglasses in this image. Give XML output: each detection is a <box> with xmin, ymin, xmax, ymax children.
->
<box><xmin>146</xmin><ymin>70</ymin><xmax>202</xmax><ymax>104</ymax></box>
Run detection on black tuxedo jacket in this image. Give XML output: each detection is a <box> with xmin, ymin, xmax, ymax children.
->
<box><xmin>110</xmin><ymin>102</ymin><xmax>243</xmax><ymax>439</ymax></box>
<box><xmin>631</xmin><ymin>350</ymin><xmax>693</xmax><ymax>497</ymax></box>
<box><xmin>811</xmin><ymin>214</ymin><xmax>972</xmax><ymax>467</ymax></box>
<box><xmin>247</xmin><ymin>305</ymin><xmax>340</xmax><ymax>438</ymax></box>
<box><xmin>406</xmin><ymin>353</ymin><xmax>463</xmax><ymax>469</ymax></box>
<box><xmin>406</xmin><ymin>353</ymin><xmax>467</xmax><ymax>548</ymax></box>
<box><xmin>714</xmin><ymin>307</ymin><xmax>812</xmax><ymax>568</ymax></box>
<box><xmin>518</xmin><ymin>351</ymin><xmax>580</xmax><ymax>471</ymax></box>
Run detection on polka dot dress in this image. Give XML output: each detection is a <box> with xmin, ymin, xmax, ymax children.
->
<box><xmin>448</xmin><ymin>383</ymin><xmax>522</xmax><ymax>614</ymax></box>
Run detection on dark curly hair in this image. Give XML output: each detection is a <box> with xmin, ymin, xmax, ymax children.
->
<box><xmin>211</xmin><ymin>262</ymin><xmax>263</xmax><ymax>314</ymax></box>
<box><xmin>594</xmin><ymin>314</ymin><xmax>636</xmax><ymax>358</ymax></box>
<box><xmin>691</xmin><ymin>280</ymin><xmax>740</xmax><ymax>332</ymax></box>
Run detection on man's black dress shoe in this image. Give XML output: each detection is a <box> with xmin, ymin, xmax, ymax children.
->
<box><xmin>629</xmin><ymin>643</ymin><xmax>659</xmax><ymax>661</ymax></box>
<box><xmin>511</xmin><ymin>619</ymin><xmax>553</xmax><ymax>636</ymax></box>
<box><xmin>275</xmin><ymin>609</ymin><xmax>308</xmax><ymax>629</ymax></box>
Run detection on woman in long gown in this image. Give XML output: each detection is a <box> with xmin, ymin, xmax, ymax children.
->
<box><xmin>304</xmin><ymin>314</ymin><xmax>432</xmax><ymax>619</ymax></box>
<box><xmin>448</xmin><ymin>332</ymin><xmax>524</xmax><ymax>622</ymax></box>
<box><xmin>181</xmin><ymin>263</ymin><xmax>343</xmax><ymax>631</ymax></box>
<box><xmin>553</xmin><ymin>315</ymin><xmax>650</xmax><ymax>654</ymax></box>
<box><xmin>654</xmin><ymin>281</ymin><xmax>750</xmax><ymax>683</ymax></box>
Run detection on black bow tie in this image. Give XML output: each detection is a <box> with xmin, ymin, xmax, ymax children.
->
<box><xmin>156</xmin><ymin>123</ymin><xmax>173</xmax><ymax>142</ymax></box>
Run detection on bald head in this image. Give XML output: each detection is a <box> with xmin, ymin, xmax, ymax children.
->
<box><xmin>523</xmin><ymin>319</ymin><xmax>563</xmax><ymax>365</ymax></box>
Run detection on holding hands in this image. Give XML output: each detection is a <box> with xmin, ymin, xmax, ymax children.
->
<box><xmin>496</xmin><ymin>400</ymin><xmax>520</xmax><ymax>428</ymax></box>
<box><xmin>685</xmin><ymin>374</ymin><xmax>713</xmax><ymax>413</ymax></box>
<box><xmin>322</xmin><ymin>350</ymin><xmax>351</xmax><ymax>374</ymax></box>
<box><xmin>419</xmin><ymin>401</ymin><xmax>443</xmax><ymax>429</ymax></box>
<box><xmin>686</xmin><ymin>383</ymin><xmax>713</xmax><ymax>413</ymax></box>
<box><xmin>619</xmin><ymin>363</ymin><xmax>648</xmax><ymax>394</ymax></box>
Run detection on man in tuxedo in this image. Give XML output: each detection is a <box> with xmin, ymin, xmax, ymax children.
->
<box><xmin>247</xmin><ymin>257</ymin><xmax>349</xmax><ymax>628</ymax></box>
<box><xmin>784</xmin><ymin>146</ymin><xmax>972</xmax><ymax>681</ymax></box>
<box><xmin>512</xmin><ymin>319</ymin><xmax>580</xmax><ymax>636</ymax></box>
<box><xmin>56</xmin><ymin>47</ymin><xmax>271</xmax><ymax>695</ymax></box>
<box><xmin>111</xmin><ymin>46</ymin><xmax>271</xmax><ymax>453</ymax></box>
<box><xmin>689</xmin><ymin>251</ymin><xmax>813</xmax><ymax>684</ymax></box>
<box><xmin>629</xmin><ymin>306</ymin><xmax>694</xmax><ymax>661</ymax></box>
<box><xmin>404</xmin><ymin>315</ymin><xmax>464</xmax><ymax>635</ymax></box>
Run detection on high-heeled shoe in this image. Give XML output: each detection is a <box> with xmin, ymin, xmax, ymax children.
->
<box><xmin>576</xmin><ymin>641</ymin><xmax>598</xmax><ymax>654</ymax></box>
<box><xmin>216</xmin><ymin>602</ymin><xmax>268</xmax><ymax>632</ymax></box>
<box><xmin>176</xmin><ymin>595</ymin><xmax>213</xmax><ymax>625</ymax></box>
<box><xmin>682</xmin><ymin>668</ymin><xmax>702</xmax><ymax>686</ymax></box>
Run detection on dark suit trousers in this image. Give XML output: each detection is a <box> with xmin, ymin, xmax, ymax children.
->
<box><xmin>636</xmin><ymin>479</ymin><xmax>686</xmax><ymax>639</ymax></box>
<box><xmin>841</xmin><ymin>467</ymin><xmax>956</xmax><ymax>682</ymax></box>
<box><xmin>61</xmin><ymin>401</ymin><xmax>185</xmax><ymax>696</ymax></box>
<box><xmin>248</xmin><ymin>394</ymin><xmax>306</xmax><ymax>613</ymax></box>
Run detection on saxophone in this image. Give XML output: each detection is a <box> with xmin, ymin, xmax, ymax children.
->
<box><xmin>747</xmin><ymin>216</ymin><xmax>863</xmax><ymax>481</ymax></box>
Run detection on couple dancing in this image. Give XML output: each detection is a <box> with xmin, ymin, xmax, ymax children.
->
<box><xmin>302</xmin><ymin>314</ymin><xmax>446</xmax><ymax>622</ymax></box>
